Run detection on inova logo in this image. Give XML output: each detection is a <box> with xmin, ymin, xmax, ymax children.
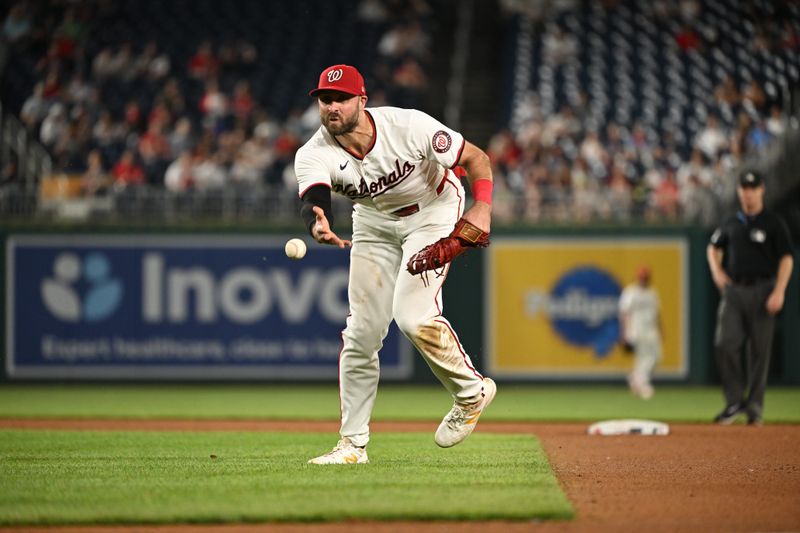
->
<box><xmin>41</xmin><ymin>252</ymin><xmax>123</xmax><ymax>322</ymax></box>
<box><xmin>525</xmin><ymin>266</ymin><xmax>621</xmax><ymax>358</ymax></box>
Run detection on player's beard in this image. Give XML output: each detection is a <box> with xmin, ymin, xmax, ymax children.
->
<box><xmin>322</xmin><ymin>107</ymin><xmax>360</xmax><ymax>136</ymax></box>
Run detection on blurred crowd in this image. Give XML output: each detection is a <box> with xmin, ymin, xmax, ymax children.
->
<box><xmin>491</xmin><ymin>0</ymin><xmax>796</xmax><ymax>226</ymax></box>
<box><xmin>1</xmin><ymin>0</ymin><xmax>433</xmax><ymax>201</ymax></box>
<box><xmin>1</xmin><ymin>0</ymin><xmax>797</xmax><ymax>227</ymax></box>
<box><xmin>485</xmin><ymin>87</ymin><xmax>787</xmax><ymax>227</ymax></box>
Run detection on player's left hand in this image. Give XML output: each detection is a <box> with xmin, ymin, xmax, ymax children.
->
<box><xmin>312</xmin><ymin>206</ymin><xmax>352</xmax><ymax>248</ymax></box>
<box><xmin>766</xmin><ymin>289</ymin><xmax>785</xmax><ymax>315</ymax></box>
<box><xmin>461</xmin><ymin>200</ymin><xmax>491</xmax><ymax>234</ymax></box>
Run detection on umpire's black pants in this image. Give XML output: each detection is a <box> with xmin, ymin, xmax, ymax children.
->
<box><xmin>714</xmin><ymin>280</ymin><xmax>776</xmax><ymax>418</ymax></box>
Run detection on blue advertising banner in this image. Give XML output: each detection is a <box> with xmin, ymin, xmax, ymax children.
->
<box><xmin>5</xmin><ymin>235</ymin><xmax>412</xmax><ymax>379</ymax></box>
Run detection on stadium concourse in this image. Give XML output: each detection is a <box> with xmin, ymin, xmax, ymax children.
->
<box><xmin>1</xmin><ymin>0</ymin><xmax>797</xmax><ymax>225</ymax></box>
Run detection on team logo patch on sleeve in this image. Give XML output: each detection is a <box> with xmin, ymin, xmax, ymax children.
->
<box><xmin>432</xmin><ymin>130</ymin><xmax>452</xmax><ymax>153</ymax></box>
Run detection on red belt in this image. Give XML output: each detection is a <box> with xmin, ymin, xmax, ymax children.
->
<box><xmin>391</xmin><ymin>173</ymin><xmax>448</xmax><ymax>218</ymax></box>
<box><xmin>391</xmin><ymin>204</ymin><xmax>420</xmax><ymax>217</ymax></box>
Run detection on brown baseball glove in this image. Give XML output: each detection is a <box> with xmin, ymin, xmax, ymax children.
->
<box><xmin>406</xmin><ymin>218</ymin><xmax>490</xmax><ymax>281</ymax></box>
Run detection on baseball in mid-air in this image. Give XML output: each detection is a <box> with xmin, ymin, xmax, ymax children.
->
<box><xmin>285</xmin><ymin>238</ymin><xmax>307</xmax><ymax>260</ymax></box>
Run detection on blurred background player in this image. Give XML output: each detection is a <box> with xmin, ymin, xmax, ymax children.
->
<box><xmin>619</xmin><ymin>265</ymin><xmax>663</xmax><ymax>399</ymax></box>
<box><xmin>707</xmin><ymin>171</ymin><xmax>794</xmax><ymax>425</ymax></box>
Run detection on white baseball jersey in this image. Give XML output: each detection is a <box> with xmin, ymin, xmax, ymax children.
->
<box><xmin>294</xmin><ymin>106</ymin><xmax>465</xmax><ymax>212</ymax></box>
<box><xmin>292</xmin><ymin>105</ymin><xmax>487</xmax><ymax>448</ymax></box>
<box><xmin>619</xmin><ymin>284</ymin><xmax>661</xmax><ymax>343</ymax></box>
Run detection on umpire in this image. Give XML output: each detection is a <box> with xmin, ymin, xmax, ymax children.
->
<box><xmin>707</xmin><ymin>171</ymin><xmax>794</xmax><ymax>425</ymax></box>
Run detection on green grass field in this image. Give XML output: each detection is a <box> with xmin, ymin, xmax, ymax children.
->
<box><xmin>1</xmin><ymin>384</ymin><xmax>799</xmax><ymax>422</ymax></box>
<box><xmin>0</xmin><ymin>430</ymin><xmax>572</xmax><ymax>525</ymax></box>
<box><xmin>1</xmin><ymin>384</ymin><xmax>798</xmax><ymax>526</ymax></box>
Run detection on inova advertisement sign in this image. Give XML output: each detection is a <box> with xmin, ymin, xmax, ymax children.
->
<box><xmin>5</xmin><ymin>235</ymin><xmax>412</xmax><ymax>379</ymax></box>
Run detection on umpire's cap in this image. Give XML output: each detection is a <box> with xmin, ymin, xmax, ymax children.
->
<box><xmin>739</xmin><ymin>171</ymin><xmax>764</xmax><ymax>188</ymax></box>
<box><xmin>309</xmin><ymin>64</ymin><xmax>366</xmax><ymax>97</ymax></box>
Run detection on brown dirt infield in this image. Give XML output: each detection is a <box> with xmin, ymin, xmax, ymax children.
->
<box><xmin>1</xmin><ymin>419</ymin><xmax>799</xmax><ymax>533</ymax></box>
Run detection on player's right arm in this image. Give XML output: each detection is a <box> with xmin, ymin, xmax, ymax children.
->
<box><xmin>295</xmin><ymin>148</ymin><xmax>351</xmax><ymax>248</ymax></box>
<box><xmin>706</xmin><ymin>226</ymin><xmax>731</xmax><ymax>290</ymax></box>
<box><xmin>706</xmin><ymin>244</ymin><xmax>730</xmax><ymax>290</ymax></box>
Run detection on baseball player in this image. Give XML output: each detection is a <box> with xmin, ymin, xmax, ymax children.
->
<box><xmin>618</xmin><ymin>265</ymin><xmax>662</xmax><ymax>400</ymax></box>
<box><xmin>295</xmin><ymin>64</ymin><xmax>496</xmax><ymax>464</ymax></box>
<box><xmin>707</xmin><ymin>171</ymin><xmax>794</xmax><ymax>426</ymax></box>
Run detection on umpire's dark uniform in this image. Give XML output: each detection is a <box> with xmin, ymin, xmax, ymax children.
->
<box><xmin>707</xmin><ymin>172</ymin><xmax>794</xmax><ymax>425</ymax></box>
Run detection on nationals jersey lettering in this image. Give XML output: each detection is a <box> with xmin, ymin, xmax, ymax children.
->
<box><xmin>333</xmin><ymin>159</ymin><xmax>416</xmax><ymax>199</ymax></box>
<box><xmin>295</xmin><ymin>107</ymin><xmax>465</xmax><ymax>213</ymax></box>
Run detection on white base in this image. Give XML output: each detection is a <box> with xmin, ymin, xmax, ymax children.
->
<box><xmin>587</xmin><ymin>419</ymin><xmax>670</xmax><ymax>436</ymax></box>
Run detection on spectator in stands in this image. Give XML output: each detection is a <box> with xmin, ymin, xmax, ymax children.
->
<box><xmin>199</xmin><ymin>78</ymin><xmax>228</xmax><ymax>133</ymax></box>
<box><xmin>39</xmin><ymin>102</ymin><xmax>67</xmax><ymax>148</ymax></box>
<box><xmin>675</xmin><ymin>24</ymin><xmax>701</xmax><ymax>51</ymax></box>
<box><xmin>607</xmin><ymin>163</ymin><xmax>633</xmax><ymax>221</ymax></box>
<box><xmin>0</xmin><ymin>160</ymin><xmax>19</xmax><ymax>190</ymax></box>
<box><xmin>230</xmin><ymin>80</ymin><xmax>255</xmax><ymax>128</ymax></box>
<box><xmin>147</xmin><ymin>99</ymin><xmax>172</xmax><ymax>130</ymax></box>
<box><xmin>123</xmin><ymin>99</ymin><xmax>143</xmax><ymax>132</ymax></box>
<box><xmin>542</xmin><ymin>24</ymin><xmax>578</xmax><ymax>65</ymax></box>
<box><xmin>54</xmin><ymin>6</ymin><xmax>87</xmax><ymax>51</ymax></box>
<box><xmin>92</xmin><ymin>110</ymin><xmax>125</xmax><ymax>158</ymax></box>
<box><xmin>752</xmin><ymin>23</ymin><xmax>773</xmax><ymax>54</ymax></box>
<box><xmin>82</xmin><ymin>149</ymin><xmax>111</xmax><ymax>196</ymax></box>
<box><xmin>678</xmin><ymin>148</ymin><xmax>713</xmax><ymax>188</ymax></box>
<box><xmin>714</xmin><ymin>75</ymin><xmax>741</xmax><ymax>109</ymax></box>
<box><xmin>168</xmin><ymin>117</ymin><xmax>194</xmax><ymax>156</ymax></box>
<box><xmin>138</xmin><ymin>122</ymin><xmax>171</xmax><ymax>184</ymax></box>
<box><xmin>110</xmin><ymin>42</ymin><xmax>135</xmax><ymax>81</ymax></box>
<box><xmin>695</xmin><ymin>114</ymin><xmax>728</xmax><ymax>159</ymax></box>
<box><xmin>20</xmin><ymin>82</ymin><xmax>49</xmax><ymax>132</ymax></box>
<box><xmin>378</xmin><ymin>20</ymin><xmax>429</xmax><ymax>60</ymax></box>
<box><xmin>779</xmin><ymin>20</ymin><xmax>800</xmax><ymax>50</ymax></box>
<box><xmin>188</xmin><ymin>41</ymin><xmax>218</xmax><ymax>79</ymax></box>
<box><xmin>41</xmin><ymin>68</ymin><xmax>61</xmax><ymax>99</ymax></box>
<box><xmin>63</xmin><ymin>72</ymin><xmax>92</xmax><ymax>105</ymax></box>
<box><xmin>158</xmin><ymin>78</ymin><xmax>187</xmax><ymax>117</ymax></box>
<box><xmin>54</xmin><ymin>112</ymin><xmax>92</xmax><ymax>172</ymax></box>
<box><xmin>391</xmin><ymin>57</ymin><xmax>428</xmax><ymax>107</ymax></box>
<box><xmin>678</xmin><ymin>0</ymin><xmax>701</xmax><ymax>21</ymax></box>
<box><xmin>111</xmin><ymin>150</ymin><xmax>145</xmax><ymax>188</ymax></box>
<box><xmin>681</xmin><ymin>173</ymin><xmax>717</xmax><ymax>227</ymax></box>
<box><xmin>164</xmin><ymin>151</ymin><xmax>195</xmax><ymax>193</ymax></box>
<box><xmin>192</xmin><ymin>152</ymin><xmax>226</xmax><ymax>190</ymax></box>
<box><xmin>653</xmin><ymin>167</ymin><xmax>680</xmax><ymax>220</ymax></box>
<box><xmin>135</xmin><ymin>41</ymin><xmax>170</xmax><ymax>82</ymax></box>
<box><xmin>741</xmin><ymin>79</ymin><xmax>766</xmax><ymax>111</ymax></box>
<box><xmin>746</xmin><ymin>119</ymin><xmax>773</xmax><ymax>152</ymax></box>
<box><xmin>766</xmin><ymin>105</ymin><xmax>785</xmax><ymax>137</ymax></box>
<box><xmin>231</xmin><ymin>131</ymin><xmax>274</xmax><ymax>187</ymax></box>
<box><xmin>486</xmin><ymin>129</ymin><xmax>522</xmax><ymax>173</ymax></box>
<box><xmin>357</xmin><ymin>0</ymin><xmax>389</xmax><ymax>23</ymax></box>
<box><xmin>580</xmin><ymin>130</ymin><xmax>608</xmax><ymax>169</ymax></box>
<box><xmin>2</xmin><ymin>3</ymin><xmax>32</xmax><ymax>44</ymax></box>
<box><xmin>91</xmin><ymin>47</ymin><xmax>115</xmax><ymax>80</ymax></box>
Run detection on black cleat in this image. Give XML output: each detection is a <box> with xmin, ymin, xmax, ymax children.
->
<box><xmin>713</xmin><ymin>404</ymin><xmax>744</xmax><ymax>425</ymax></box>
<box><xmin>746</xmin><ymin>409</ymin><xmax>763</xmax><ymax>426</ymax></box>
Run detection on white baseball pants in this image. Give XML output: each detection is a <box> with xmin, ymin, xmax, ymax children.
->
<box><xmin>338</xmin><ymin>174</ymin><xmax>485</xmax><ymax>447</ymax></box>
<box><xmin>630</xmin><ymin>335</ymin><xmax>662</xmax><ymax>388</ymax></box>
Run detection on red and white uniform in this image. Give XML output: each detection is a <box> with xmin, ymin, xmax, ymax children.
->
<box><xmin>619</xmin><ymin>283</ymin><xmax>662</xmax><ymax>396</ymax></box>
<box><xmin>295</xmin><ymin>106</ymin><xmax>485</xmax><ymax>447</ymax></box>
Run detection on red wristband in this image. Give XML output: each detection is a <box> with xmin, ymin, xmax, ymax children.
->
<box><xmin>471</xmin><ymin>179</ymin><xmax>493</xmax><ymax>205</ymax></box>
